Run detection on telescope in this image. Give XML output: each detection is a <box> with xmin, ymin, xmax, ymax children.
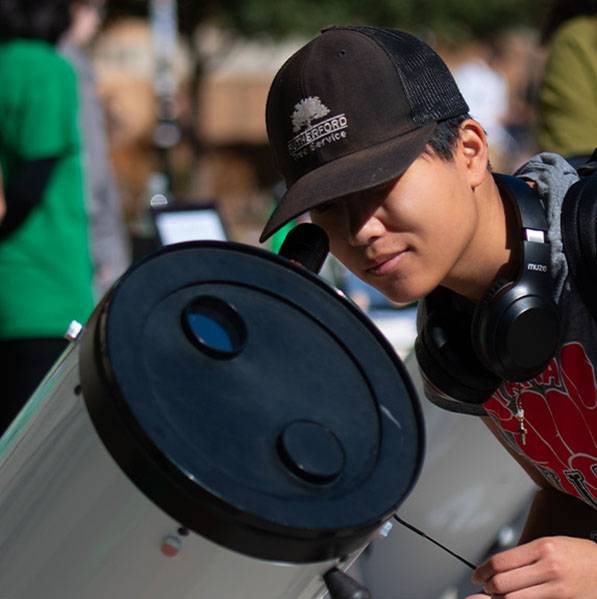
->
<box><xmin>0</xmin><ymin>231</ymin><xmax>424</xmax><ymax>598</ymax></box>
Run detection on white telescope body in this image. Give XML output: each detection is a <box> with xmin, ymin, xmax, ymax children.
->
<box><xmin>0</xmin><ymin>345</ymin><xmax>338</xmax><ymax>599</ymax></box>
<box><xmin>0</xmin><ymin>242</ymin><xmax>424</xmax><ymax>598</ymax></box>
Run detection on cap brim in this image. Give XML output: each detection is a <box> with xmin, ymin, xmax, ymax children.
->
<box><xmin>260</xmin><ymin>122</ymin><xmax>436</xmax><ymax>242</ymax></box>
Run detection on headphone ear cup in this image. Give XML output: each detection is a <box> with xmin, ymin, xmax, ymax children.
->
<box><xmin>470</xmin><ymin>277</ymin><xmax>510</xmax><ymax>371</ymax></box>
<box><xmin>415</xmin><ymin>304</ymin><xmax>501</xmax><ymax>405</ymax></box>
<box><xmin>471</xmin><ymin>276</ymin><xmax>560</xmax><ymax>381</ymax></box>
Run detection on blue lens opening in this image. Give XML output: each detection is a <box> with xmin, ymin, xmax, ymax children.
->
<box><xmin>186</xmin><ymin>313</ymin><xmax>234</xmax><ymax>353</ymax></box>
<box><xmin>182</xmin><ymin>296</ymin><xmax>247</xmax><ymax>359</ymax></box>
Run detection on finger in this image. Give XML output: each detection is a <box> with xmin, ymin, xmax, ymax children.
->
<box><xmin>472</xmin><ymin>542</ymin><xmax>542</xmax><ymax>584</ymax></box>
<box><xmin>489</xmin><ymin>581</ymin><xmax>556</xmax><ymax>599</ymax></box>
<box><xmin>483</xmin><ymin>562</ymin><xmax>551</xmax><ymax>595</ymax></box>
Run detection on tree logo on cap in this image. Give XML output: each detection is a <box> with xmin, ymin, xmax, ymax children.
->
<box><xmin>291</xmin><ymin>97</ymin><xmax>330</xmax><ymax>132</ymax></box>
<box><xmin>288</xmin><ymin>96</ymin><xmax>348</xmax><ymax>161</ymax></box>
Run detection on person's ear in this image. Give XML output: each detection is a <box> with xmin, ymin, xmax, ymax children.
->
<box><xmin>458</xmin><ymin>119</ymin><xmax>489</xmax><ymax>189</ymax></box>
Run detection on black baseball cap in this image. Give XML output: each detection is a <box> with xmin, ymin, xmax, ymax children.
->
<box><xmin>260</xmin><ymin>25</ymin><xmax>469</xmax><ymax>242</ymax></box>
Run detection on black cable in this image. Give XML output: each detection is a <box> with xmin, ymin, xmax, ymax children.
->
<box><xmin>393</xmin><ymin>515</ymin><xmax>477</xmax><ymax>570</ymax></box>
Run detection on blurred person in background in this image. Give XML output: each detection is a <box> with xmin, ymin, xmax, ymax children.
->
<box><xmin>0</xmin><ymin>0</ymin><xmax>94</xmax><ymax>435</ymax></box>
<box><xmin>60</xmin><ymin>0</ymin><xmax>131</xmax><ymax>298</ymax></box>
<box><xmin>453</xmin><ymin>39</ymin><xmax>513</xmax><ymax>170</ymax></box>
<box><xmin>536</xmin><ymin>0</ymin><xmax>597</xmax><ymax>166</ymax></box>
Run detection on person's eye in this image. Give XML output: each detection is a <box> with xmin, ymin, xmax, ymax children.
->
<box><xmin>371</xmin><ymin>182</ymin><xmax>393</xmax><ymax>201</ymax></box>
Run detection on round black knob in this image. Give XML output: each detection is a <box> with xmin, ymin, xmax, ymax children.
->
<box><xmin>277</xmin><ymin>421</ymin><xmax>345</xmax><ymax>484</ymax></box>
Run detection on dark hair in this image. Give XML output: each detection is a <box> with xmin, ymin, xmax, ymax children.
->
<box><xmin>541</xmin><ymin>0</ymin><xmax>597</xmax><ymax>43</ymax></box>
<box><xmin>425</xmin><ymin>114</ymin><xmax>470</xmax><ymax>161</ymax></box>
<box><xmin>0</xmin><ymin>0</ymin><xmax>73</xmax><ymax>45</ymax></box>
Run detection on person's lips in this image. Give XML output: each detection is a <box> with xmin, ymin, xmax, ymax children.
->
<box><xmin>365</xmin><ymin>250</ymin><xmax>409</xmax><ymax>276</ymax></box>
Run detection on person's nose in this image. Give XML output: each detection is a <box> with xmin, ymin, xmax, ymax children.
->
<box><xmin>343</xmin><ymin>200</ymin><xmax>385</xmax><ymax>247</ymax></box>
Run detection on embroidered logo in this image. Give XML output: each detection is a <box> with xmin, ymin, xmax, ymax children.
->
<box><xmin>291</xmin><ymin>97</ymin><xmax>330</xmax><ymax>132</ymax></box>
<box><xmin>288</xmin><ymin>96</ymin><xmax>348</xmax><ymax>160</ymax></box>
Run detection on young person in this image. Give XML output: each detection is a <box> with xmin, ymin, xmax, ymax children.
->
<box><xmin>259</xmin><ymin>26</ymin><xmax>597</xmax><ymax>598</ymax></box>
<box><xmin>536</xmin><ymin>0</ymin><xmax>597</xmax><ymax>166</ymax></box>
<box><xmin>60</xmin><ymin>0</ymin><xmax>131</xmax><ymax>298</ymax></box>
<box><xmin>0</xmin><ymin>0</ymin><xmax>95</xmax><ymax>434</ymax></box>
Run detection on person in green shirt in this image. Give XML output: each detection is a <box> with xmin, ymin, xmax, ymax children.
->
<box><xmin>0</xmin><ymin>0</ymin><xmax>95</xmax><ymax>434</ymax></box>
<box><xmin>0</xmin><ymin>170</ymin><xmax>5</xmax><ymax>224</ymax></box>
<box><xmin>536</xmin><ymin>0</ymin><xmax>597</xmax><ymax>165</ymax></box>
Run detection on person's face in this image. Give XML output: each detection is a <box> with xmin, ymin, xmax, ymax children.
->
<box><xmin>311</xmin><ymin>148</ymin><xmax>482</xmax><ymax>304</ymax></box>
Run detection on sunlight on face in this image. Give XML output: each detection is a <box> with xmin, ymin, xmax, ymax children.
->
<box><xmin>311</xmin><ymin>153</ymin><xmax>479</xmax><ymax>304</ymax></box>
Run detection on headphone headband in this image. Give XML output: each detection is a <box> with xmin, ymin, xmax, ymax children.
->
<box><xmin>492</xmin><ymin>174</ymin><xmax>553</xmax><ymax>299</ymax></box>
<box><xmin>493</xmin><ymin>174</ymin><xmax>548</xmax><ymax>232</ymax></box>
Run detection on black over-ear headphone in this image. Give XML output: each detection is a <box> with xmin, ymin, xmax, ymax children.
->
<box><xmin>415</xmin><ymin>173</ymin><xmax>560</xmax><ymax>405</ymax></box>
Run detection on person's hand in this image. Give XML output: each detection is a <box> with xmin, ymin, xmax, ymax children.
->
<box><xmin>466</xmin><ymin>536</ymin><xmax>597</xmax><ymax>598</ymax></box>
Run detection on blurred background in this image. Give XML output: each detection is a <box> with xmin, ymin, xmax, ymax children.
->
<box><xmin>97</xmin><ymin>0</ymin><xmax>551</xmax><ymax>251</ymax></box>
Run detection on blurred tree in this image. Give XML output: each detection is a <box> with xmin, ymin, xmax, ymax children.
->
<box><xmin>103</xmin><ymin>0</ymin><xmax>548</xmax><ymax>231</ymax></box>
<box><xmin>106</xmin><ymin>0</ymin><xmax>212</xmax><ymax>35</ymax></box>
<box><xmin>107</xmin><ymin>0</ymin><xmax>547</xmax><ymax>42</ymax></box>
<box><xmin>210</xmin><ymin>0</ymin><xmax>546</xmax><ymax>42</ymax></box>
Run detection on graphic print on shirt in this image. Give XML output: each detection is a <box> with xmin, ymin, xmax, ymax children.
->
<box><xmin>484</xmin><ymin>342</ymin><xmax>597</xmax><ymax>508</ymax></box>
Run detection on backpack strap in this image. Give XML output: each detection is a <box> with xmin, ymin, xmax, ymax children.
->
<box><xmin>561</xmin><ymin>151</ymin><xmax>597</xmax><ymax>321</ymax></box>
<box><xmin>577</xmin><ymin>148</ymin><xmax>597</xmax><ymax>177</ymax></box>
